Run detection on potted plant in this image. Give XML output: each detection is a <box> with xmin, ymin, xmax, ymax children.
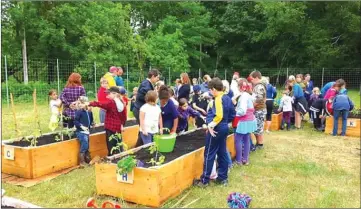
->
<box><xmin>153</xmin><ymin>128</ymin><xmax>177</xmax><ymax>153</ymax></box>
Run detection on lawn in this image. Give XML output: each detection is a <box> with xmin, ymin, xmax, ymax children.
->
<box><xmin>1</xmin><ymin>92</ymin><xmax>360</xmax><ymax>208</ymax></box>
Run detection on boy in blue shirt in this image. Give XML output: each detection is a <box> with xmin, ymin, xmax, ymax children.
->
<box><xmin>194</xmin><ymin>78</ymin><xmax>235</xmax><ymax>187</ymax></box>
<box><xmin>332</xmin><ymin>94</ymin><xmax>354</xmax><ymax>136</ymax></box>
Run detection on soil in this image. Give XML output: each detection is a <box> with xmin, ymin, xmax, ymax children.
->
<box><xmin>273</xmin><ymin>106</ymin><xmax>281</xmax><ymax>114</ymax></box>
<box><xmin>112</xmin><ymin>129</ymin><xmax>207</xmax><ymax>168</ymax></box>
<box><xmin>1</xmin><ymin>206</ymin><xmax>15</xmax><ymax>208</ymax></box>
<box><xmin>5</xmin><ymin>119</ymin><xmax>138</xmax><ymax>148</ymax></box>
<box><xmin>349</xmin><ymin>111</ymin><xmax>361</xmax><ymax>119</ymax></box>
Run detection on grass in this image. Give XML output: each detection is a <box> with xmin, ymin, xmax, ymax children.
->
<box><xmin>2</xmin><ymin>127</ymin><xmax>360</xmax><ymax>208</ymax></box>
<box><xmin>1</xmin><ymin>91</ymin><xmax>360</xmax><ymax>208</ymax></box>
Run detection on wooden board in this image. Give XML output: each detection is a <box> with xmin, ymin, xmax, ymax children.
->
<box><xmin>95</xmin><ymin>134</ymin><xmax>235</xmax><ymax>207</ymax></box>
<box><xmin>325</xmin><ymin>117</ymin><xmax>360</xmax><ymax>137</ymax></box>
<box><xmin>2</xmin><ymin>146</ymin><xmax>33</xmax><ymax>178</ymax></box>
<box><xmin>122</xmin><ymin>125</ymin><xmax>139</xmax><ymax>149</ymax></box>
<box><xmin>263</xmin><ymin>112</ymin><xmax>283</xmax><ymax>131</ymax></box>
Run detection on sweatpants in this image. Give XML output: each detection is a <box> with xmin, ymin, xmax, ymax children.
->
<box><xmin>200</xmin><ymin>125</ymin><xmax>229</xmax><ymax>184</ymax></box>
<box><xmin>234</xmin><ymin>133</ymin><xmax>250</xmax><ymax>163</ymax></box>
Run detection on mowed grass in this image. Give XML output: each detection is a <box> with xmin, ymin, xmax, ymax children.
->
<box><xmin>2</xmin><ymin>128</ymin><xmax>360</xmax><ymax>208</ymax></box>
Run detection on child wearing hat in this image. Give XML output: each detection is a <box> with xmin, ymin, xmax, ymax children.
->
<box><xmin>88</xmin><ymin>86</ymin><xmax>126</xmax><ymax>156</ymax></box>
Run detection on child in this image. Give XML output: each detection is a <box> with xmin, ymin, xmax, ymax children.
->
<box><xmin>278</xmin><ymin>91</ymin><xmax>293</xmax><ymax>130</ymax></box>
<box><xmin>324</xmin><ymin>82</ymin><xmax>342</xmax><ymax>100</ymax></box>
<box><xmin>130</xmin><ymin>87</ymin><xmax>138</xmax><ymax>113</ymax></box>
<box><xmin>48</xmin><ymin>89</ymin><xmax>62</xmax><ymax>131</ymax></box>
<box><xmin>97</xmin><ymin>77</ymin><xmax>109</xmax><ymax>124</ymax></box>
<box><xmin>289</xmin><ymin>79</ymin><xmax>308</xmax><ymax>129</ymax></box>
<box><xmin>74</xmin><ymin>96</ymin><xmax>94</xmax><ymax>165</ymax></box>
<box><xmin>139</xmin><ymin>91</ymin><xmax>163</xmax><ymax>144</ymax></box>
<box><xmin>177</xmin><ymin>98</ymin><xmax>201</xmax><ymax>134</ymax></box>
<box><xmin>88</xmin><ymin>86</ymin><xmax>126</xmax><ymax>156</ymax></box>
<box><xmin>194</xmin><ymin>78</ymin><xmax>235</xmax><ymax>187</ymax></box>
<box><xmin>191</xmin><ymin>85</ymin><xmax>208</xmax><ymax>128</ymax></box>
<box><xmin>234</xmin><ymin>78</ymin><xmax>257</xmax><ymax>165</ymax></box>
<box><xmin>310</xmin><ymin>98</ymin><xmax>333</xmax><ymax>131</ymax></box>
<box><xmin>308</xmin><ymin>87</ymin><xmax>321</xmax><ymax>123</ymax></box>
<box><xmin>158</xmin><ymin>86</ymin><xmax>179</xmax><ymax>134</ymax></box>
<box><xmin>332</xmin><ymin>94</ymin><xmax>354</xmax><ymax>136</ymax></box>
<box><xmin>265</xmin><ymin>77</ymin><xmax>277</xmax><ymax>133</ymax></box>
<box><xmin>168</xmin><ymin>87</ymin><xmax>179</xmax><ymax>107</ymax></box>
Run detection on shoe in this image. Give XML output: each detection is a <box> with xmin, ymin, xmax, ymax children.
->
<box><xmin>193</xmin><ymin>179</ymin><xmax>209</xmax><ymax>188</ymax></box>
<box><xmin>215</xmin><ymin>178</ymin><xmax>228</xmax><ymax>186</ymax></box>
<box><xmin>255</xmin><ymin>144</ymin><xmax>264</xmax><ymax>150</ymax></box>
<box><xmin>79</xmin><ymin>153</ymin><xmax>87</xmax><ymax>167</ymax></box>
<box><xmin>84</xmin><ymin>151</ymin><xmax>91</xmax><ymax>164</ymax></box>
<box><xmin>251</xmin><ymin>146</ymin><xmax>256</xmax><ymax>152</ymax></box>
<box><xmin>280</xmin><ymin>126</ymin><xmax>284</xmax><ymax>130</ymax></box>
<box><xmin>265</xmin><ymin>130</ymin><xmax>270</xmax><ymax>134</ymax></box>
<box><xmin>242</xmin><ymin>161</ymin><xmax>250</xmax><ymax>166</ymax></box>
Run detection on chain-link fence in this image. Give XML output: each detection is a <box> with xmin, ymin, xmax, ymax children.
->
<box><xmin>2</xmin><ymin>56</ymin><xmax>361</xmax><ymax>106</ymax></box>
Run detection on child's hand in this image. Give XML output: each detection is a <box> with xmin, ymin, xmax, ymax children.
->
<box><xmin>278</xmin><ymin>109</ymin><xmax>281</xmax><ymax>112</ymax></box>
<box><xmin>201</xmin><ymin>109</ymin><xmax>207</xmax><ymax>115</ymax></box>
<box><xmin>80</xmin><ymin>125</ymin><xmax>89</xmax><ymax>132</ymax></box>
<box><xmin>159</xmin><ymin>129</ymin><xmax>163</xmax><ymax>135</ymax></box>
<box><xmin>142</xmin><ymin>130</ymin><xmax>148</xmax><ymax>136</ymax></box>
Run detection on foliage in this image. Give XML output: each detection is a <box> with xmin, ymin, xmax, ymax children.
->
<box><xmin>109</xmin><ymin>133</ymin><xmax>128</xmax><ymax>155</ymax></box>
<box><xmin>24</xmin><ymin>129</ymin><xmax>41</xmax><ymax>147</ymax></box>
<box><xmin>55</xmin><ymin>127</ymin><xmax>74</xmax><ymax>142</ymax></box>
<box><xmin>147</xmin><ymin>143</ymin><xmax>166</xmax><ymax>166</ymax></box>
<box><xmin>116</xmin><ymin>155</ymin><xmax>137</xmax><ymax>176</ymax></box>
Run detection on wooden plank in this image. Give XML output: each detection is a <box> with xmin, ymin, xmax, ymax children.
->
<box><xmin>122</xmin><ymin>126</ymin><xmax>139</xmax><ymax>149</ymax></box>
<box><xmin>95</xmin><ymin>163</ymin><xmax>161</xmax><ymax>207</ymax></box>
<box><xmin>88</xmin><ymin>133</ymin><xmax>108</xmax><ymax>159</ymax></box>
<box><xmin>1</xmin><ymin>146</ymin><xmax>32</xmax><ymax>178</ymax></box>
<box><xmin>325</xmin><ymin>117</ymin><xmax>360</xmax><ymax>137</ymax></box>
<box><xmin>31</xmin><ymin>139</ymin><xmax>79</xmax><ymax>178</ymax></box>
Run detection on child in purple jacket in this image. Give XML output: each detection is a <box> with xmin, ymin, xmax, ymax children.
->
<box><xmin>177</xmin><ymin>98</ymin><xmax>201</xmax><ymax>134</ymax></box>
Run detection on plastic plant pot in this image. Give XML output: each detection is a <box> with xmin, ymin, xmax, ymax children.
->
<box><xmin>153</xmin><ymin>134</ymin><xmax>177</xmax><ymax>153</ymax></box>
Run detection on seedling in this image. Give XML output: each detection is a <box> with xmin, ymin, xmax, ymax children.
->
<box><xmin>109</xmin><ymin>133</ymin><xmax>128</xmax><ymax>155</ymax></box>
<box><xmin>24</xmin><ymin>129</ymin><xmax>41</xmax><ymax>147</ymax></box>
<box><xmin>147</xmin><ymin>143</ymin><xmax>165</xmax><ymax>166</ymax></box>
<box><xmin>116</xmin><ymin>155</ymin><xmax>137</xmax><ymax>175</ymax></box>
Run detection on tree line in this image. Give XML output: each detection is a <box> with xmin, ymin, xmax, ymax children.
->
<box><xmin>1</xmin><ymin>1</ymin><xmax>360</xmax><ymax>83</ymax></box>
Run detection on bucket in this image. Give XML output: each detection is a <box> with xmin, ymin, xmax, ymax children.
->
<box><xmin>153</xmin><ymin>134</ymin><xmax>177</xmax><ymax>153</ymax></box>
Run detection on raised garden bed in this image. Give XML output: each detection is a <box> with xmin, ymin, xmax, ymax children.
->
<box><xmin>264</xmin><ymin>108</ymin><xmax>283</xmax><ymax>131</ymax></box>
<box><xmin>95</xmin><ymin>129</ymin><xmax>235</xmax><ymax>207</ymax></box>
<box><xmin>325</xmin><ymin>110</ymin><xmax>360</xmax><ymax>137</ymax></box>
<box><xmin>1</xmin><ymin>120</ymin><xmax>139</xmax><ymax>179</ymax></box>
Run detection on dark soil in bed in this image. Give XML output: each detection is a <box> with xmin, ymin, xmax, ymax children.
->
<box><xmin>5</xmin><ymin>120</ymin><xmax>138</xmax><ymax>147</ymax></box>
<box><xmin>112</xmin><ymin>129</ymin><xmax>207</xmax><ymax>168</ymax></box>
<box><xmin>349</xmin><ymin>112</ymin><xmax>361</xmax><ymax>119</ymax></box>
<box><xmin>1</xmin><ymin>206</ymin><xmax>15</xmax><ymax>208</ymax></box>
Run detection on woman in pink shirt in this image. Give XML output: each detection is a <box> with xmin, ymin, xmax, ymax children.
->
<box><xmin>324</xmin><ymin>83</ymin><xmax>342</xmax><ymax>100</ymax></box>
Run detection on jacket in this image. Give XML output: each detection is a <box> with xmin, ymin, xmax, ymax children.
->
<box><xmin>135</xmin><ymin>79</ymin><xmax>154</xmax><ymax>109</ymax></box>
<box><xmin>321</xmin><ymin>81</ymin><xmax>335</xmax><ymax>97</ymax></box>
<box><xmin>177</xmin><ymin>106</ymin><xmax>200</xmax><ymax>132</ymax></box>
<box><xmin>206</xmin><ymin>92</ymin><xmax>235</xmax><ymax>129</ymax></box>
<box><xmin>333</xmin><ymin>94</ymin><xmax>354</xmax><ymax>111</ymax></box>
<box><xmin>74</xmin><ymin>110</ymin><xmax>94</xmax><ymax>133</ymax></box>
<box><xmin>90</xmin><ymin>99</ymin><xmax>125</xmax><ymax>132</ymax></box>
<box><xmin>178</xmin><ymin>84</ymin><xmax>191</xmax><ymax>101</ymax></box>
<box><xmin>266</xmin><ymin>84</ymin><xmax>277</xmax><ymax>100</ymax></box>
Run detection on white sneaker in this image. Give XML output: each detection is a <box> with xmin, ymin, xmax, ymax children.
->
<box><xmin>265</xmin><ymin>130</ymin><xmax>270</xmax><ymax>134</ymax></box>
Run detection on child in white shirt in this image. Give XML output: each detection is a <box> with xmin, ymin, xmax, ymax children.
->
<box><xmin>48</xmin><ymin>89</ymin><xmax>62</xmax><ymax>131</ymax></box>
<box><xmin>278</xmin><ymin>90</ymin><xmax>293</xmax><ymax>130</ymax></box>
<box><xmin>139</xmin><ymin>91</ymin><xmax>163</xmax><ymax>144</ymax></box>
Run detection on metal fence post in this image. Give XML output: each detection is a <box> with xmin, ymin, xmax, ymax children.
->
<box><xmin>321</xmin><ymin>67</ymin><xmax>324</xmax><ymax>87</ymax></box>
<box><xmin>168</xmin><ymin>67</ymin><xmax>171</xmax><ymax>86</ymax></box>
<box><xmin>5</xmin><ymin>56</ymin><xmax>10</xmax><ymax>108</ymax></box>
<box><xmin>126</xmin><ymin>64</ymin><xmax>129</xmax><ymax>92</ymax></box>
<box><xmin>94</xmin><ymin>62</ymin><xmax>97</xmax><ymax>94</ymax></box>
<box><xmin>225</xmin><ymin>69</ymin><xmax>227</xmax><ymax>80</ymax></box>
<box><xmin>57</xmin><ymin>59</ymin><xmax>60</xmax><ymax>93</ymax></box>
<box><xmin>286</xmin><ymin>68</ymin><xmax>289</xmax><ymax>79</ymax></box>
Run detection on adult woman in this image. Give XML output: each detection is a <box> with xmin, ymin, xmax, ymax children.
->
<box><xmin>60</xmin><ymin>73</ymin><xmax>86</xmax><ymax>128</ymax></box>
<box><xmin>158</xmin><ymin>85</ymin><xmax>179</xmax><ymax>134</ymax></box>
<box><xmin>265</xmin><ymin>77</ymin><xmax>277</xmax><ymax>133</ymax></box>
<box><xmin>178</xmin><ymin>73</ymin><xmax>191</xmax><ymax>101</ymax></box>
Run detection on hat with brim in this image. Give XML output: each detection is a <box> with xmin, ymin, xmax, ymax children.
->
<box><xmin>106</xmin><ymin>86</ymin><xmax>121</xmax><ymax>94</ymax></box>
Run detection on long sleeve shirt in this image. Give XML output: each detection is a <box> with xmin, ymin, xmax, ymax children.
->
<box><xmin>97</xmin><ymin>87</ymin><xmax>110</xmax><ymax>104</ymax></box>
<box><xmin>89</xmin><ymin>100</ymin><xmax>125</xmax><ymax>132</ymax></box>
<box><xmin>324</xmin><ymin>88</ymin><xmax>338</xmax><ymax>100</ymax></box>
<box><xmin>115</xmin><ymin>76</ymin><xmax>124</xmax><ymax>87</ymax></box>
<box><xmin>177</xmin><ymin>106</ymin><xmax>200</xmax><ymax>132</ymax></box>
<box><xmin>266</xmin><ymin>84</ymin><xmax>277</xmax><ymax>100</ymax></box>
<box><xmin>60</xmin><ymin>86</ymin><xmax>86</xmax><ymax>119</ymax></box>
<box><xmin>206</xmin><ymin>92</ymin><xmax>235</xmax><ymax>129</ymax></box>
<box><xmin>293</xmin><ymin>83</ymin><xmax>305</xmax><ymax>99</ymax></box>
<box><xmin>74</xmin><ymin>110</ymin><xmax>94</xmax><ymax>133</ymax></box>
<box><xmin>178</xmin><ymin>84</ymin><xmax>191</xmax><ymax>101</ymax></box>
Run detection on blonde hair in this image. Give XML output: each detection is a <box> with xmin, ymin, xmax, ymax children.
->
<box><xmin>222</xmin><ymin>80</ymin><xmax>230</xmax><ymax>94</ymax></box>
<box><xmin>312</xmin><ymin>87</ymin><xmax>320</xmax><ymax>95</ymax></box>
<box><xmin>145</xmin><ymin>90</ymin><xmax>158</xmax><ymax>104</ymax></box>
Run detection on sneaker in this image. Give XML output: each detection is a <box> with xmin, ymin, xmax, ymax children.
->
<box><xmin>255</xmin><ymin>144</ymin><xmax>264</xmax><ymax>150</ymax></box>
<box><xmin>251</xmin><ymin>146</ymin><xmax>256</xmax><ymax>152</ymax></box>
<box><xmin>242</xmin><ymin>162</ymin><xmax>249</xmax><ymax>166</ymax></box>
<box><xmin>280</xmin><ymin>126</ymin><xmax>284</xmax><ymax>130</ymax></box>
<box><xmin>193</xmin><ymin>179</ymin><xmax>209</xmax><ymax>188</ymax></box>
<box><xmin>265</xmin><ymin>130</ymin><xmax>270</xmax><ymax>134</ymax></box>
<box><xmin>214</xmin><ymin>178</ymin><xmax>228</xmax><ymax>186</ymax></box>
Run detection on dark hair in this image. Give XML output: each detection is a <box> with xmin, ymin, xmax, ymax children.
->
<box><xmin>148</xmin><ymin>69</ymin><xmax>160</xmax><ymax>79</ymax></box>
<box><xmin>158</xmin><ymin>85</ymin><xmax>170</xmax><ymax>100</ymax></box>
<box><xmin>145</xmin><ymin>90</ymin><xmax>158</xmax><ymax>103</ymax></box>
<box><xmin>208</xmin><ymin>77</ymin><xmax>224</xmax><ymax>91</ymax></box>
<box><xmin>296</xmin><ymin>74</ymin><xmax>304</xmax><ymax>79</ymax></box>
<box><xmin>333</xmin><ymin>83</ymin><xmax>342</xmax><ymax>88</ymax></box>
<box><xmin>336</xmin><ymin>79</ymin><xmax>345</xmax><ymax>86</ymax></box>
<box><xmin>249</xmin><ymin>70</ymin><xmax>262</xmax><ymax>79</ymax></box>
<box><xmin>305</xmin><ymin>74</ymin><xmax>310</xmax><ymax>77</ymax></box>
<box><xmin>48</xmin><ymin>89</ymin><xmax>57</xmax><ymax>96</ymax></box>
<box><xmin>179</xmin><ymin>98</ymin><xmax>188</xmax><ymax>106</ymax></box>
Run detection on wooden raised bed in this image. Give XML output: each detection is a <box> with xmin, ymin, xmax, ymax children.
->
<box><xmin>264</xmin><ymin>112</ymin><xmax>283</xmax><ymax>131</ymax></box>
<box><xmin>1</xmin><ymin>121</ymin><xmax>139</xmax><ymax>179</ymax></box>
<box><xmin>325</xmin><ymin>116</ymin><xmax>360</xmax><ymax>137</ymax></box>
<box><xmin>95</xmin><ymin>129</ymin><xmax>235</xmax><ymax>207</ymax></box>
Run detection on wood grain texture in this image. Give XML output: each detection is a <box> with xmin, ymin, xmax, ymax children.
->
<box><xmin>325</xmin><ymin>117</ymin><xmax>360</xmax><ymax>137</ymax></box>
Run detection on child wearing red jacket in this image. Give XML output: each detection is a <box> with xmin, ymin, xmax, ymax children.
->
<box><xmin>88</xmin><ymin>86</ymin><xmax>126</xmax><ymax>156</ymax></box>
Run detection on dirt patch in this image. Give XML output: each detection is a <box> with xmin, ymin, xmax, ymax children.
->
<box><xmin>112</xmin><ymin>129</ymin><xmax>207</xmax><ymax>168</ymax></box>
<box><xmin>5</xmin><ymin>120</ymin><xmax>138</xmax><ymax>148</ymax></box>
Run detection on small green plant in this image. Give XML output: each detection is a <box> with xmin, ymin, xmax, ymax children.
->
<box><xmin>147</xmin><ymin>143</ymin><xmax>166</xmax><ymax>166</ymax></box>
<box><xmin>55</xmin><ymin>128</ymin><xmax>75</xmax><ymax>142</ymax></box>
<box><xmin>116</xmin><ymin>155</ymin><xmax>137</xmax><ymax>175</ymax></box>
<box><xmin>350</xmin><ymin>108</ymin><xmax>361</xmax><ymax>116</ymax></box>
<box><xmin>109</xmin><ymin>133</ymin><xmax>128</xmax><ymax>155</ymax></box>
<box><xmin>24</xmin><ymin>129</ymin><xmax>41</xmax><ymax>147</ymax></box>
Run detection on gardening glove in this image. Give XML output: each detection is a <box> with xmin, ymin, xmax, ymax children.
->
<box><xmin>80</xmin><ymin>125</ymin><xmax>89</xmax><ymax>132</ymax></box>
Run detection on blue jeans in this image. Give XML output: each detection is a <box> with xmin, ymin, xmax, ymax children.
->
<box><xmin>140</xmin><ymin>132</ymin><xmax>154</xmax><ymax>145</ymax></box>
<box><xmin>200</xmin><ymin>125</ymin><xmax>229</xmax><ymax>184</ymax></box>
<box><xmin>76</xmin><ymin>131</ymin><xmax>89</xmax><ymax>153</ymax></box>
<box><xmin>99</xmin><ymin>109</ymin><xmax>106</xmax><ymax>124</ymax></box>
<box><xmin>333</xmin><ymin>110</ymin><xmax>349</xmax><ymax>136</ymax></box>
